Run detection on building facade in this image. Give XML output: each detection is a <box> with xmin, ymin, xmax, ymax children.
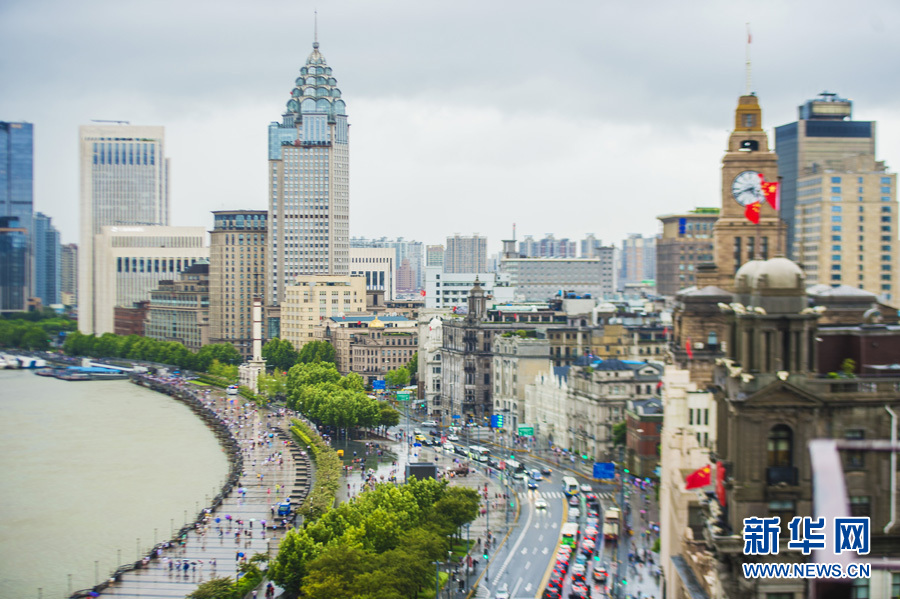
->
<box><xmin>426</xmin><ymin>245</ymin><xmax>444</xmax><ymax>267</ymax></box>
<box><xmin>208</xmin><ymin>210</ymin><xmax>267</xmax><ymax>359</ymax></box>
<box><xmin>518</xmin><ymin>234</ymin><xmax>577</xmax><ymax>258</ymax></box>
<box><xmin>60</xmin><ymin>243</ymin><xmax>78</xmax><ymax>306</ymax></box>
<box><xmin>32</xmin><ymin>212</ymin><xmax>60</xmax><ymax>306</ymax></box>
<box><xmin>424</xmin><ymin>267</ymin><xmax>516</xmax><ymax>310</ymax></box>
<box><xmin>349</xmin><ymin>247</ymin><xmax>396</xmax><ymax>301</ymax></box>
<box><xmin>280</xmin><ymin>275</ymin><xmax>366</xmax><ymax>349</ymax></box>
<box><xmin>500</xmin><ymin>254</ymin><xmax>616</xmax><ymax>301</ymax></box>
<box><xmin>91</xmin><ymin>226</ymin><xmax>208</xmax><ymax>335</ymax></box>
<box><xmin>351</xmin><ymin>237</ymin><xmax>425</xmax><ymax>292</ymax></box>
<box><xmin>78</xmin><ymin>124</ymin><xmax>170</xmax><ymax>334</ymax></box>
<box><xmin>0</xmin><ymin>121</ymin><xmax>34</xmax><ymax>244</ymax></box>
<box><xmin>445</xmin><ymin>234</ymin><xmax>487</xmax><ymax>274</ymax></box>
<box><xmin>268</xmin><ymin>40</ymin><xmax>350</xmax><ymax>306</ymax></box>
<box><xmin>619</xmin><ymin>233</ymin><xmax>656</xmax><ymax>291</ymax></box>
<box><xmin>491</xmin><ymin>334</ymin><xmax>551</xmax><ymax>434</ymax></box>
<box><xmin>145</xmin><ymin>261</ymin><xmax>210</xmax><ymax>351</ymax></box>
<box><xmin>775</xmin><ymin>92</ymin><xmax>877</xmax><ymax>261</ymax></box>
<box><xmin>319</xmin><ymin>315</ymin><xmax>417</xmax><ymax>383</ymax></box>
<box><xmin>0</xmin><ymin>216</ymin><xmax>29</xmax><ymax>312</ymax></box>
<box><xmin>656</xmin><ymin>208</ymin><xmax>719</xmax><ymax>296</ymax></box>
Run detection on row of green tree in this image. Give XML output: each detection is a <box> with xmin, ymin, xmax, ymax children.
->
<box><xmin>269</xmin><ymin>478</ymin><xmax>480</xmax><ymax>598</ymax></box>
<box><xmin>262</xmin><ymin>339</ymin><xmax>336</xmax><ymax>372</ymax></box>
<box><xmin>62</xmin><ymin>330</ymin><xmax>242</xmax><ymax>372</ymax></box>
<box><xmin>285</xmin><ymin>362</ymin><xmax>400</xmax><ymax>437</ymax></box>
<box><xmin>0</xmin><ymin>310</ymin><xmax>77</xmax><ymax>350</ymax></box>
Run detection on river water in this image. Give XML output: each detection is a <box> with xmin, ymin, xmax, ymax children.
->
<box><xmin>0</xmin><ymin>370</ymin><xmax>229</xmax><ymax>598</ymax></box>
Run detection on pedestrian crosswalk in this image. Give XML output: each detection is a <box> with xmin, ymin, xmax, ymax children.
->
<box><xmin>534</xmin><ymin>491</ymin><xmax>615</xmax><ymax>501</ymax></box>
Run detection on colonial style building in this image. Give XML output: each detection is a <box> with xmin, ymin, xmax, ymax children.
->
<box><xmin>145</xmin><ymin>261</ymin><xmax>210</xmax><ymax>351</ymax></box>
<box><xmin>318</xmin><ymin>314</ymin><xmax>417</xmax><ymax>383</ymax></box>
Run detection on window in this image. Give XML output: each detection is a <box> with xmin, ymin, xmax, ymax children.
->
<box><xmin>845</xmin><ymin>429</ymin><xmax>865</xmax><ymax>469</ymax></box>
<box><xmin>850</xmin><ymin>496</ymin><xmax>871</xmax><ymax>517</ymax></box>
<box><xmin>831</xmin><ymin>176</ymin><xmax>842</xmax><ymax>184</ymax></box>
<box><xmin>768</xmin><ymin>425</ymin><xmax>793</xmax><ymax>467</ymax></box>
<box><xmin>890</xmin><ymin>572</ymin><xmax>899</xmax><ymax>599</ymax></box>
<box><xmin>851</xmin><ymin>578</ymin><xmax>870</xmax><ymax>599</ymax></box>
<box><xmin>832</xmin><ymin>186</ymin><xmax>842</xmax><ymax>193</ymax></box>
<box><xmin>766</xmin><ymin>594</ymin><xmax>793</xmax><ymax>599</ymax></box>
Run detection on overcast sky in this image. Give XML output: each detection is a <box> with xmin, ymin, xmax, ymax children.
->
<box><xmin>2</xmin><ymin>0</ymin><xmax>899</xmax><ymax>252</ymax></box>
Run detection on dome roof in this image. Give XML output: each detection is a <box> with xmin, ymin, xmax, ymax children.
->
<box><xmin>752</xmin><ymin>257</ymin><xmax>805</xmax><ymax>291</ymax></box>
<box><xmin>368</xmin><ymin>316</ymin><xmax>385</xmax><ymax>329</ymax></box>
<box><xmin>735</xmin><ymin>259</ymin><xmax>765</xmax><ymax>292</ymax></box>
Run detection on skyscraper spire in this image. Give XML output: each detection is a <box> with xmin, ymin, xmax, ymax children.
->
<box><xmin>314</xmin><ymin>9</ymin><xmax>319</xmax><ymax>49</ymax></box>
<box><xmin>745</xmin><ymin>23</ymin><xmax>752</xmax><ymax>95</ymax></box>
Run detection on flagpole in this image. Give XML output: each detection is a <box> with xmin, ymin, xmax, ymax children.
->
<box><xmin>777</xmin><ymin>176</ymin><xmax>784</xmax><ymax>257</ymax></box>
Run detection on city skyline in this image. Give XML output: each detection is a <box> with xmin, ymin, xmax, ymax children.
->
<box><xmin>1</xmin><ymin>1</ymin><xmax>899</xmax><ymax>251</ymax></box>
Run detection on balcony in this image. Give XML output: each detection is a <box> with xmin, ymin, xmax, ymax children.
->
<box><xmin>766</xmin><ymin>466</ymin><xmax>798</xmax><ymax>486</ymax></box>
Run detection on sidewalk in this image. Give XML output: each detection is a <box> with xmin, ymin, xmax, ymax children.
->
<box><xmin>97</xmin><ymin>389</ymin><xmax>310</xmax><ymax>598</ymax></box>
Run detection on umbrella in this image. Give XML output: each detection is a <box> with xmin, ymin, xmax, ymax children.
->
<box><xmin>89</xmin><ymin>593</ymin><xmax>99</xmax><ymax>597</ymax></box>
<box><xmin>225</xmin><ymin>514</ymin><xmax>232</xmax><ymax>521</ymax></box>
<box><xmin>215</xmin><ymin>517</ymin><xmax>221</xmax><ymax>523</ymax></box>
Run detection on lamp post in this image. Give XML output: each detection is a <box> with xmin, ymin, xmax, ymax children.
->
<box><xmin>433</xmin><ymin>561</ymin><xmax>440</xmax><ymax>599</ymax></box>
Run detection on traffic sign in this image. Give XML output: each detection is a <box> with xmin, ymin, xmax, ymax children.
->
<box><xmin>593</xmin><ymin>461</ymin><xmax>615</xmax><ymax>479</ymax></box>
<box><xmin>397</xmin><ymin>392</ymin><xmax>410</xmax><ymax>401</ymax></box>
<box><xmin>373</xmin><ymin>380</ymin><xmax>386</xmax><ymax>390</ymax></box>
<box><xmin>452</xmin><ymin>414</ymin><xmax>461</xmax><ymax>419</ymax></box>
<box><xmin>517</xmin><ymin>426</ymin><xmax>534</xmax><ymax>436</ymax></box>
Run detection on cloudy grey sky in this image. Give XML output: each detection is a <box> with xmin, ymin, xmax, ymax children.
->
<box><xmin>2</xmin><ymin>0</ymin><xmax>899</xmax><ymax>251</ymax></box>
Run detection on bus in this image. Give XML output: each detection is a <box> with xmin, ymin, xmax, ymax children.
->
<box><xmin>562</xmin><ymin>476</ymin><xmax>580</xmax><ymax>497</ymax></box>
<box><xmin>468</xmin><ymin>445</ymin><xmax>490</xmax><ymax>462</ymax></box>
<box><xmin>561</xmin><ymin>522</ymin><xmax>580</xmax><ymax>547</ymax></box>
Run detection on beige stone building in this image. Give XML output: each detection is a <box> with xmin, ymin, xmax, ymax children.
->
<box><xmin>491</xmin><ymin>334</ymin><xmax>551</xmax><ymax>434</ymax></box>
<box><xmin>318</xmin><ymin>315</ymin><xmax>417</xmax><ymax>383</ymax></box>
<box><xmin>208</xmin><ymin>210</ymin><xmax>267</xmax><ymax>359</ymax></box>
<box><xmin>145</xmin><ymin>261</ymin><xmax>210</xmax><ymax>351</ymax></box>
<box><xmin>281</xmin><ymin>275</ymin><xmax>366</xmax><ymax>349</ymax></box>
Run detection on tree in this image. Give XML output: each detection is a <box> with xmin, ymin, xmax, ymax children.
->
<box><xmin>406</xmin><ymin>351</ymin><xmax>418</xmax><ymax>383</ymax></box>
<box><xmin>612</xmin><ymin>421</ymin><xmax>627</xmax><ymax>446</ymax></box>
<box><xmin>298</xmin><ymin>340</ymin><xmax>336</xmax><ymax>365</ymax></box>
<box><xmin>186</xmin><ymin>577</ymin><xmax>235</xmax><ymax>599</ymax></box>
<box><xmin>263</xmin><ymin>338</ymin><xmax>299</xmax><ymax>372</ymax></box>
<box><xmin>270</xmin><ymin>528</ymin><xmax>321</xmax><ymax>597</ymax></box>
<box><xmin>378</xmin><ymin>404</ymin><xmax>401</xmax><ymax>428</ymax></box>
<box><xmin>841</xmin><ymin>358</ymin><xmax>857</xmax><ymax>377</ymax></box>
<box><xmin>385</xmin><ymin>367</ymin><xmax>410</xmax><ymax>389</ymax></box>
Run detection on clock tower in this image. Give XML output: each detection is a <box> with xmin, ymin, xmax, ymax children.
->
<box><xmin>708</xmin><ymin>94</ymin><xmax>786</xmax><ymax>290</ymax></box>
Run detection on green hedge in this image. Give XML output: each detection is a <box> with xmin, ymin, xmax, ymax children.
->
<box><xmin>290</xmin><ymin>419</ymin><xmax>341</xmax><ymax>520</ymax></box>
<box><xmin>195</xmin><ymin>372</ymin><xmax>233</xmax><ymax>388</ymax></box>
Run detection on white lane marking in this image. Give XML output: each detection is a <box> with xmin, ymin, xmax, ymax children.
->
<box><xmin>493</xmin><ymin>497</ymin><xmax>536</xmax><ymax>582</ymax></box>
<box><xmin>525</xmin><ymin>582</ymin><xmax>533</xmax><ymax>593</ymax></box>
<box><xmin>542</xmin><ymin>547</ymin><xmax>548</xmax><ymax>555</ymax></box>
<box><xmin>511</xmin><ymin>577</ymin><xmax>523</xmax><ymax>598</ymax></box>
<box><xmin>520</xmin><ymin>547</ymin><xmax>527</xmax><ymax>555</ymax></box>
<box><xmin>538</xmin><ymin>534</ymin><xmax>544</xmax><ymax>543</ymax></box>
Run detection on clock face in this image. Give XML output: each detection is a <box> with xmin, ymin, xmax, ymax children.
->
<box><xmin>731</xmin><ymin>170</ymin><xmax>764</xmax><ymax>206</ymax></box>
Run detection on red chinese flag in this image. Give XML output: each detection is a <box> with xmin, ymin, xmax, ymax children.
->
<box><xmin>685</xmin><ymin>464</ymin><xmax>712</xmax><ymax>490</ymax></box>
<box><xmin>761</xmin><ymin>181</ymin><xmax>780</xmax><ymax>210</ymax></box>
<box><xmin>685</xmin><ymin>338</ymin><xmax>694</xmax><ymax>360</ymax></box>
<box><xmin>715</xmin><ymin>461</ymin><xmax>727</xmax><ymax>507</ymax></box>
<box><xmin>744</xmin><ymin>201</ymin><xmax>761</xmax><ymax>224</ymax></box>
<box><xmin>420</xmin><ymin>289</ymin><xmax>426</xmax><ymax>297</ymax></box>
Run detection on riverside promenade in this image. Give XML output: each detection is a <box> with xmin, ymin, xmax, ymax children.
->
<box><xmin>79</xmin><ymin>380</ymin><xmax>311</xmax><ymax>599</ymax></box>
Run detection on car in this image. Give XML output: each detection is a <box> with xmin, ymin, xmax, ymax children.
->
<box><xmin>514</xmin><ymin>471</ymin><xmax>529</xmax><ymax>481</ymax></box>
<box><xmin>585</xmin><ymin>493</ymin><xmax>598</xmax><ymax>505</ymax></box>
<box><xmin>487</xmin><ymin>457</ymin><xmax>500</xmax><ymax>468</ymax></box>
<box><xmin>580</xmin><ymin>484</ymin><xmax>592</xmax><ymax>493</ymax></box>
<box><xmin>571</xmin><ymin>570</ymin><xmax>586</xmax><ymax>584</ymax></box>
<box><xmin>543</xmin><ymin>587</ymin><xmax>561</xmax><ymax>599</ymax></box>
<box><xmin>422</xmin><ymin>420</ymin><xmax>438</xmax><ymax>427</ymax></box>
<box><xmin>530</xmin><ymin>469</ymin><xmax>543</xmax><ymax>480</ymax></box>
<box><xmin>414</xmin><ymin>434</ymin><xmax>427</xmax><ymax>442</ymax></box>
<box><xmin>592</xmin><ymin>567</ymin><xmax>608</xmax><ymax>583</ymax></box>
<box><xmin>414</xmin><ymin>429</ymin><xmax>423</xmax><ymax>436</ymax></box>
<box><xmin>569</xmin><ymin>581</ymin><xmax>591</xmax><ymax>598</ymax></box>
<box><xmin>568</xmin><ymin>496</ymin><xmax>580</xmax><ymax>507</ymax></box>
<box><xmin>581</xmin><ymin>540</ymin><xmax>595</xmax><ymax>556</ymax></box>
<box><xmin>443</xmin><ymin>442</ymin><xmax>455</xmax><ymax>451</ymax></box>
<box><xmin>528</xmin><ymin>480</ymin><xmax>539</xmax><ymax>490</ymax></box>
<box><xmin>535</xmin><ymin>498</ymin><xmax>548</xmax><ymax>509</ymax></box>
<box><xmin>447</xmin><ymin>434</ymin><xmax>459</xmax><ymax>441</ymax></box>
<box><xmin>571</xmin><ymin>562</ymin><xmax>587</xmax><ymax>577</ymax></box>
<box><xmin>541</xmin><ymin>466</ymin><xmax>553</xmax><ymax>475</ymax></box>
<box><xmin>575</xmin><ymin>554</ymin><xmax>587</xmax><ymax>566</ymax></box>
<box><xmin>569</xmin><ymin>507</ymin><xmax>580</xmax><ymax>520</ymax></box>
<box><xmin>495</xmin><ymin>583</ymin><xmax>510</xmax><ymax>599</ymax></box>
<box><xmin>429</xmin><ymin>429</ymin><xmax>440</xmax><ymax>436</ymax></box>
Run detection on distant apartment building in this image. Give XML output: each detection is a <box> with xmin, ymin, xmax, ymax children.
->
<box><xmin>78</xmin><ymin>124</ymin><xmax>170</xmax><ymax>334</ymax></box>
<box><xmin>619</xmin><ymin>233</ymin><xmax>656</xmax><ymax>291</ymax></box>
<box><xmin>351</xmin><ymin>237</ymin><xmax>425</xmax><ymax>291</ymax></box>
<box><xmin>60</xmin><ymin>243</ymin><xmax>78</xmax><ymax>306</ymax></box>
<box><xmin>425</xmin><ymin>244</ymin><xmax>444</xmax><ymax>267</ymax></box>
<box><xmin>349</xmin><ymin>247</ymin><xmax>396</xmax><ymax>300</ymax></box>
<box><xmin>518</xmin><ymin>234</ymin><xmax>577</xmax><ymax>258</ymax></box>
<box><xmin>444</xmin><ymin>234</ymin><xmax>487</xmax><ymax>274</ymax></box>
<box><xmin>580</xmin><ymin>234</ymin><xmax>603</xmax><ymax>258</ymax></box>
<box><xmin>91</xmin><ymin>226</ymin><xmax>208</xmax><ymax>335</ymax></box>
<box><xmin>280</xmin><ymin>275</ymin><xmax>366</xmax><ymax>349</ymax></box>
<box><xmin>114</xmin><ymin>301</ymin><xmax>149</xmax><ymax>337</ymax></box>
<box><xmin>396</xmin><ymin>259</ymin><xmax>415</xmax><ymax>293</ymax></box>
<box><xmin>424</xmin><ymin>267</ymin><xmax>516</xmax><ymax>310</ymax></box>
<box><xmin>655</xmin><ymin>208</ymin><xmax>719</xmax><ymax>296</ymax></box>
<box><xmin>145</xmin><ymin>260</ymin><xmax>210</xmax><ymax>351</ymax></box>
<box><xmin>208</xmin><ymin>210</ymin><xmax>267</xmax><ymax>359</ymax></box>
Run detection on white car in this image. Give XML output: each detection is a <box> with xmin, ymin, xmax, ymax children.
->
<box><xmin>494</xmin><ymin>583</ymin><xmax>510</xmax><ymax>599</ymax></box>
<box><xmin>571</xmin><ymin>562</ymin><xmax>586</xmax><ymax>577</ymax></box>
<box><xmin>422</xmin><ymin>420</ymin><xmax>438</xmax><ymax>427</ymax></box>
<box><xmin>580</xmin><ymin>484</ymin><xmax>592</xmax><ymax>493</ymax></box>
<box><xmin>447</xmin><ymin>434</ymin><xmax>459</xmax><ymax>441</ymax></box>
<box><xmin>443</xmin><ymin>442</ymin><xmax>455</xmax><ymax>451</ymax></box>
<box><xmin>535</xmin><ymin>498</ymin><xmax>548</xmax><ymax>510</ymax></box>
<box><xmin>569</xmin><ymin>507</ymin><xmax>581</xmax><ymax>520</ymax></box>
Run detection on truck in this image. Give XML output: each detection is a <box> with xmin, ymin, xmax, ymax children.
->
<box><xmin>277</xmin><ymin>500</ymin><xmax>292</xmax><ymax>517</ymax></box>
<box><xmin>603</xmin><ymin>506</ymin><xmax>620</xmax><ymax>542</ymax></box>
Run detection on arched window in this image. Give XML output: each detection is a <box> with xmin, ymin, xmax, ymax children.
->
<box><xmin>767</xmin><ymin>425</ymin><xmax>793</xmax><ymax>467</ymax></box>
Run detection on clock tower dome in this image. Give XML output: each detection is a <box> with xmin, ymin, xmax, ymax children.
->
<box><xmin>707</xmin><ymin>93</ymin><xmax>786</xmax><ymax>290</ymax></box>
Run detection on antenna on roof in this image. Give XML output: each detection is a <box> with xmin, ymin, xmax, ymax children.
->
<box><xmin>745</xmin><ymin>23</ymin><xmax>752</xmax><ymax>95</ymax></box>
<box><xmin>314</xmin><ymin>9</ymin><xmax>319</xmax><ymax>48</ymax></box>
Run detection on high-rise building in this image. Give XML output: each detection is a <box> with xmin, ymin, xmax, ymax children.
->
<box><xmin>619</xmin><ymin>233</ymin><xmax>656</xmax><ymax>291</ymax></box>
<box><xmin>209</xmin><ymin>210</ymin><xmax>267</xmax><ymax>359</ymax></box>
<box><xmin>349</xmin><ymin>247</ymin><xmax>395</xmax><ymax>300</ymax></box>
<box><xmin>78</xmin><ymin>124</ymin><xmax>170</xmax><ymax>334</ymax></box>
<box><xmin>280</xmin><ymin>275</ymin><xmax>366</xmax><ymax>349</ymax></box>
<box><xmin>775</xmin><ymin>92</ymin><xmax>876</xmax><ymax>259</ymax></box>
<box><xmin>91</xmin><ymin>226</ymin><xmax>207</xmax><ymax>335</ymax></box>
<box><xmin>580</xmin><ymin>234</ymin><xmax>603</xmax><ymax>258</ymax></box>
<box><xmin>500</xmin><ymin>253</ymin><xmax>617</xmax><ymax>301</ymax></box>
<box><xmin>0</xmin><ymin>216</ymin><xmax>29</xmax><ymax>312</ymax></box>
<box><xmin>268</xmin><ymin>40</ymin><xmax>350</xmax><ymax>306</ymax></box>
<box><xmin>425</xmin><ymin>244</ymin><xmax>444</xmax><ymax>267</ymax></box>
<box><xmin>776</xmin><ymin>93</ymin><xmax>897</xmax><ymax>303</ymax></box>
<box><xmin>444</xmin><ymin>234</ymin><xmax>487</xmax><ymax>273</ymax></box>
<box><xmin>517</xmin><ymin>234</ymin><xmax>576</xmax><ymax>258</ymax></box>
<box><xmin>0</xmin><ymin>121</ymin><xmax>34</xmax><ymax>239</ymax></box>
<box><xmin>60</xmin><ymin>243</ymin><xmax>78</xmax><ymax>306</ymax></box>
<box><xmin>655</xmin><ymin>208</ymin><xmax>718</xmax><ymax>296</ymax></box>
<box><xmin>32</xmin><ymin>212</ymin><xmax>60</xmax><ymax>305</ymax></box>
